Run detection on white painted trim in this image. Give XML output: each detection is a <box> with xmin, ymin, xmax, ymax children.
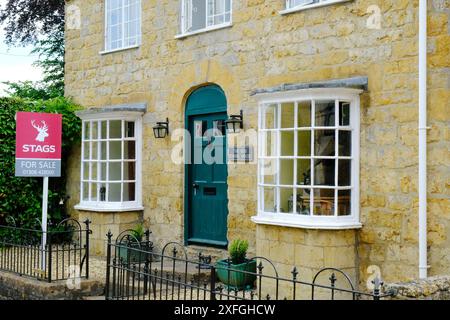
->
<box><xmin>280</xmin><ymin>0</ymin><xmax>353</xmax><ymax>15</ymax></box>
<box><xmin>254</xmin><ymin>88</ymin><xmax>363</xmax><ymax>103</ymax></box>
<box><xmin>251</xmin><ymin>215</ymin><xmax>362</xmax><ymax>230</ymax></box>
<box><xmin>77</xmin><ymin>111</ymin><xmax>145</xmax><ymax>121</ymax></box>
<box><xmin>99</xmin><ymin>44</ymin><xmax>140</xmax><ymax>55</ymax></box>
<box><xmin>74</xmin><ymin>204</ymin><xmax>144</xmax><ymax>212</ymax></box>
<box><xmin>175</xmin><ymin>22</ymin><xmax>232</xmax><ymax>39</ymax></box>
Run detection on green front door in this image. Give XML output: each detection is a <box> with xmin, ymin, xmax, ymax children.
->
<box><xmin>185</xmin><ymin>85</ymin><xmax>228</xmax><ymax>247</ymax></box>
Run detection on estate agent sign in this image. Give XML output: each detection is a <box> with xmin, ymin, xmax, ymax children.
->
<box><xmin>15</xmin><ymin>112</ymin><xmax>62</xmax><ymax>177</ymax></box>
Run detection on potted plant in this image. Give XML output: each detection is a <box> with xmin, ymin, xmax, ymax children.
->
<box><xmin>118</xmin><ymin>224</ymin><xmax>150</xmax><ymax>264</ymax></box>
<box><xmin>215</xmin><ymin>239</ymin><xmax>257</xmax><ymax>290</ymax></box>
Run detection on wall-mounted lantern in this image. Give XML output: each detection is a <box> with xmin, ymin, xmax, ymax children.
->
<box><xmin>225</xmin><ymin>110</ymin><xmax>244</xmax><ymax>133</ymax></box>
<box><xmin>153</xmin><ymin>118</ymin><xmax>169</xmax><ymax>139</ymax></box>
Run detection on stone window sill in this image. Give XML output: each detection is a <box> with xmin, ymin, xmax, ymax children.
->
<box><xmin>75</xmin><ymin>203</ymin><xmax>144</xmax><ymax>213</ymax></box>
<box><xmin>251</xmin><ymin>214</ymin><xmax>362</xmax><ymax>230</ymax></box>
<box><xmin>175</xmin><ymin>22</ymin><xmax>233</xmax><ymax>39</ymax></box>
<box><xmin>99</xmin><ymin>44</ymin><xmax>140</xmax><ymax>55</ymax></box>
<box><xmin>279</xmin><ymin>0</ymin><xmax>353</xmax><ymax>15</ymax></box>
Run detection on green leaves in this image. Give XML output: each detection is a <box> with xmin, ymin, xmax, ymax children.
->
<box><xmin>229</xmin><ymin>239</ymin><xmax>249</xmax><ymax>265</ymax></box>
<box><xmin>0</xmin><ymin>97</ymin><xmax>81</xmax><ymax>231</ymax></box>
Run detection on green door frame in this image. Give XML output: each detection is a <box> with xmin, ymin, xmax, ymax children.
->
<box><xmin>184</xmin><ymin>85</ymin><xmax>228</xmax><ymax>247</ymax></box>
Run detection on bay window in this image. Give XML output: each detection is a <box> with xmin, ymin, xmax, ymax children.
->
<box><xmin>254</xmin><ymin>89</ymin><xmax>361</xmax><ymax>229</ymax></box>
<box><xmin>179</xmin><ymin>0</ymin><xmax>232</xmax><ymax>36</ymax></box>
<box><xmin>104</xmin><ymin>0</ymin><xmax>141</xmax><ymax>52</ymax></box>
<box><xmin>75</xmin><ymin>113</ymin><xmax>143</xmax><ymax>212</ymax></box>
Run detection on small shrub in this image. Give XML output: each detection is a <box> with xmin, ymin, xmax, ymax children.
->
<box><xmin>229</xmin><ymin>239</ymin><xmax>249</xmax><ymax>265</ymax></box>
<box><xmin>131</xmin><ymin>224</ymin><xmax>145</xmax><ymax>241</ymax></box>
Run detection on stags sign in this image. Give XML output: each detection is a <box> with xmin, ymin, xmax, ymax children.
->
<box><xmin>15</xmin><ymin>112</ymin><xmax>62</xmax><ymax>177</ymax></box>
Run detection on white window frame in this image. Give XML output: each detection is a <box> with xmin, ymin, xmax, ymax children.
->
<box><xmin>281</xmin><ymin>0</ymin><xmax>353</xmax><ymax>15</ymax></box>
<box><xmin>176</xmin><ymin>0</ymin><xmax>233</xmax><ymax>39</ymax></box>
<box><xmin>101</xmin><ymin>0</ymin><xmax>142</xmax><ymax>54</ymax></box>
<box><xmin>75</xmin><ymin>111</ymin><xmax>143</xmax><ymax>212</ymax></box>
<box><xmin>251</xmin><ymin>88</ymin><xmax>362</xmax><ymax>230</ymax></box>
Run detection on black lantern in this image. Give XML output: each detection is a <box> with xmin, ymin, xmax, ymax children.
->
<box><xmin>225</xmin><ymin>110</ymin><xmax>244</xmax><ymax>133</ymax></box>
<box><xmin>153</xmin><ymin>118</ymin><xmax>169</xmax><ymax>139</ymax></box>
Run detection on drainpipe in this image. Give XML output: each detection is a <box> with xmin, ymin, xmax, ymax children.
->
<box><xmin>418</xmin><ymin>0</ymin><xmax>428</xmax><ymax>279</ymax></box>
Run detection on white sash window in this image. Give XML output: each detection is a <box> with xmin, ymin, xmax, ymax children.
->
<box><xmin>284</xmin><ymin>0</ymin><xmax>352</xmax><ymax>13</ymax></box>
<box><xmin>180</xmin><ymin>0</ymin><xmax>232</xmax><ymax>36</ymax></box>
<box><xmin>105</xmin><ymin>0</ymin><xmax>141</xmax><ymax>52</ymax></box>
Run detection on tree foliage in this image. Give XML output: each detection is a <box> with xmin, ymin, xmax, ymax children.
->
<box><xmin>0</xmin><ymin>97</ymin><xmax>81</xmax><ymax>229</ymax></box>
<box><xmin>0</xmin><ymin>0</ymin><xmax>64</xmax><ymax>45</ymax></box>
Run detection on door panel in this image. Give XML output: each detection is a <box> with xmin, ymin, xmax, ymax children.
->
<box><xmin>188</xmin><ymin>112</ymin><xmax>228</xmax><ymax>246</ymax></box>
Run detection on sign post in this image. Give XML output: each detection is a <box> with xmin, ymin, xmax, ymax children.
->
<box><xmin>15</xmin><ymin>112</ymin><xmax>62</xmax><ymax>270</ymax></box>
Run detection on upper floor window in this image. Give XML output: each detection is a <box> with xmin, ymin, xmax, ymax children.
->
<box><xmin>253</xmin><ymin>89</ymin><xmax>362</xmax><ymax>230</ymax></box>
<box><xmin>180</xmin><ymin>0</ymin><xmax>232</xmax><ymax>36</ymax></box>
<box><xmin>105</xmin><ymin>0</ymin><xmax>141</xmax><ymax>52</ymax></box>
<box><xmin>284</xmin><ymin>0</ymin><xmax>351</xmax><ymax>13</ymax></box>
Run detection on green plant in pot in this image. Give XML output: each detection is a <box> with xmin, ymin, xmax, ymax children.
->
<box><xmin>118</xmin><ymin>224</ymin><xmax>150</xmax><ymax>264</ymax></box>
<box><xmin>215</xmin><ymin>239</ymin><xmax>256</xmax><ymax>290</ymax></box>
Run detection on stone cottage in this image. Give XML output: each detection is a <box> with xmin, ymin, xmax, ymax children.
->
<box><xmin>64</xmin><ymin>0</ymin><xmax>449</xmax><ymax>287</ymax></box>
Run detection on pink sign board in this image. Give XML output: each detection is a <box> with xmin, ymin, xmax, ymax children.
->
<box><xmin>15</xmin><ymin>112</ymin><xmax>62</xmax><ymax>177</ymax></box>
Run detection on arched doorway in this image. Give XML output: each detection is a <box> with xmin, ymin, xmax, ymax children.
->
<box><xmin>184</xmin><ymin>85</ymin><xmax>229</xmax><ymax>247</ymax></box>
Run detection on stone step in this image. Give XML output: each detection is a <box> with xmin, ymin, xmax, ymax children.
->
<box><xmin>185</xmin><ymin>245</ymin><xmax>228</xmax><ymax>263</ymax></box>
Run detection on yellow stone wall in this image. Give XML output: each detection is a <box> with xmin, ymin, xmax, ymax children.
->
<box><xmin>65</xmin><ymin>0</ymin><xmax>450</xmax><ymax>285</ymax></box>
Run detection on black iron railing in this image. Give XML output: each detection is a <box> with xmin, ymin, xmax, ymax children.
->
<box><xmin>105</xmin><ymin>230</ymin><xmax>395</xmax><ymax>301</ymax></box>
<box><xmin>0</xmin><ymin>218</ymin><xmax>91</xmax><ymax>282</ymax></box>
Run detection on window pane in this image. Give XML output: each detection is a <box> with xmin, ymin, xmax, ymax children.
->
<box><xmin>91</xmin><ymin>183</ymin><xmax>98</xmax><ymax>201</ymax></box>
<box><xmin>281</xmin><ymin>131</ymin><xmax>294</xmax><ymax>156</ymax></box>
<box><xmin>297</xmin><ymin>101</ymin><xmax>311</xmax><ymax>127</ymax></box>
<box><xmin>280</xmin><ymin>188</ymin><xmax>294</xmax><ymax>213</ymax></box>
<box><xmin>263</xmin><ymin>187</ymin><xmax>277</xmax><ymax>213</ymax></box>
<box><xmin>83</xmin><ymin>142</ymin><xmax>90</xmax><ymax>160</ymax></box>
<box><xmin>124</xmin><ymin>141</ymin><xmax>136</xmax><ymax>160</ymax></box>
<box><xmin>297</xmin><ymin>159</ymin><xmax>311</xmax><ymax>186</ymax></box>
<box><xmin>280</xmin><ymin>159</ymin><xmax>294</xmax><ymax>185</ymax></box>
<box><xmin>191</xmin><ymin>0</ymin><xmax>207</xmax><ymax>31</ymax></box>
<box><xmin>82</xmin><ymin>183</ymin><xmax>89</xmax><ymax>201</ymax></box>
<box><xmin>213</xmin><ymin>120</ymin><xmax>226</xmax><ymax>137</ymax></box>
<box><xmin>110</xmin><ymin>141</ymin><xmax>122</xmax><ymax>159</ymax></box>
<box><xmin>110</xmin><ymin>120</ymin><xmax>122</xmax><ymax>138</ymax></box>
<box><xmin>314</xmin><ymin>159</ymin><xmax>335</xmax><ymax>186</ymax></box>
<box><xmin>296</xmin><ymin>188</ymin><xmax>311</xmax><ymax>215</ymax></box>
<box><xmin>101</xmin><ymin>121</ymin><xmax>108</xmax><ymax>139</ymax></box>
<box><xmin>315</xmin><ymin>100</ymin><xmax>335</xmax><ymax>127</ymax></box>
<box><xmin>92</xmin><ymin>121</ymin><xmax>99</xmax><ymax>140</ymax></box>
<box><xmin>314</xmin><ymin>130</ymin><xmax>335</xmax><ymax>156</ymax></box>
<box><xmin>297</xmin><ymin>130</ymin><xmax>311</xmax><ymax>156</ymax></box>
<box><xmin>339</xmin><ymin>131</ymin><xmax>351</xmax><ymax>157</ymax></box>
<box><xmin>109</xmin><ymin>183</ymin><xmax>121</xmax><ymax>202</ymax></box>
<box><xmin>281</xmin><ymin>103</ymin><xmax>295</xmax><ymax>128</ymax></box>
<box><xmin>289</xmin><ymin>0</ymin><xmax>314</xmax><ymax>9</ymax></box>
<box><xmin>91</xmin><ymin>142</ymin><xmax>99</xmax><ymax>160</ymax></box>
<box><xmin>125</xmin><ymin>121</ymin><xmax>135</xmax><ymax>138</ymax></box>
<box><xmin>91</xmin><ymin>162</ymin><xmax>98</xmax><ymax>181</ymax></box>
<box><xmin>339</xmin><ymin>102</ymin><xmax>350</xmax><ymax>126</ymax></box>
<box><xmin>83</xmin><ymin>162</ymin><xmax>89</xmax><ymax>180</ymax></box>
<box><xmin>338</xmin><ymin>190</ymin><xmax>351</xmax><ymax>216</ymax></box>
<box><xmin>264</xmin><ymin>104</ymin><xmax>278</xmax><ymax>129</ymax></box>
<box><xmin>262</xmin><ymin>131</ymin><xmax>276</xmax><ymax>157</ymax></box>
<box><xmin>109</xmin><ymin>162</ymin><xmax>122</xmax><ymax>181</ymax></box>
<box><xmin>101</xmin><ymin>141</ymin><xmax>107</xmax><ymax>161</ymax></box>
<box><xmin>100</xmin><ymin>163</ymin><xmax>107</xmax><ymax>182</ymax></box>
<box><xmin>313</xmin><ymin>189</ymin><xmax>335</xmax><ymax>216</ymax></box>
<box><xmin>261</xmin><ymin>159</ymin><xmax>277</xmax><ymax>184</ymax></box>
<box><xmin>123</xmin><ymin>183</ymin><xmax>136</xmax><ymax>201</ymax></box>
<box><xmin>124</xmin><ymin>161</ymin><xmax>136</xmax><ymax>181</ymax></box>
<box><xmin>83</xmin><ymin>122</ymin><xmax>90</xmax><ymax>140</ymax></box>
<box><xmin>338</xmin><ymin>160</ymin><xmax>351</xmax><ymax>186</ymax></box>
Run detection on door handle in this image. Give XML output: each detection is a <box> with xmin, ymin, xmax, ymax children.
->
<box><xmin>192</xmin><ymin>183</ymin><xmax>199</xmax><ymax>195</ymax></box>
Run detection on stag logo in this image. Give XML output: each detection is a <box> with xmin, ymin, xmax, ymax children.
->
<box><xmin>31</xmin><ymin>120</ymin><xmax>49</xmax><ymax>142</ymax></box>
